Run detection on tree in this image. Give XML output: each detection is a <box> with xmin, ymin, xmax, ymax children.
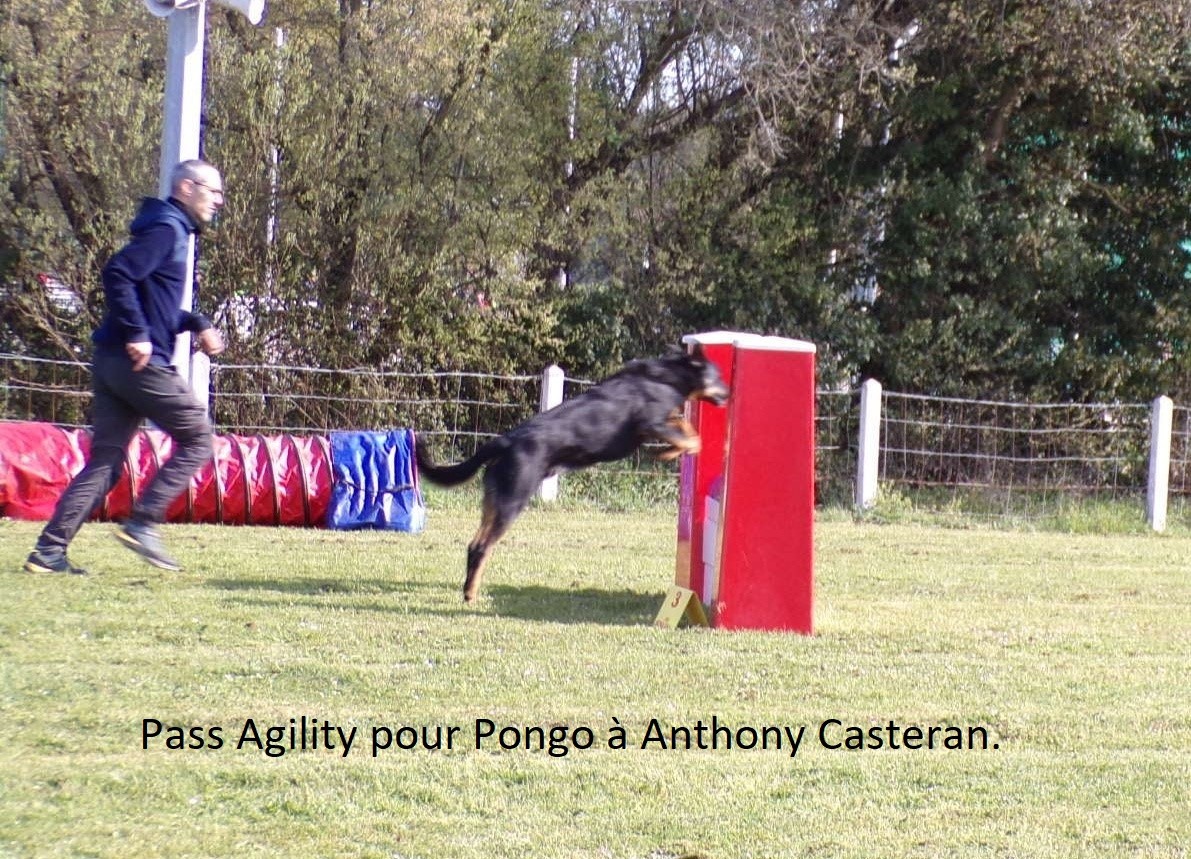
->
<box><xmin>4</xmin><ymin>0</ymin><xmax>1190</xmax><ymax>411</ymax></box>
<box><xmin>1</xmin><ymin>0</ymin><xmax>165</xmax><ymax>360</ymax></box>
<box><xmin>859</xmin><ymin>1</ymin><xmax>1191</xmax><ymax>400</ymax></box>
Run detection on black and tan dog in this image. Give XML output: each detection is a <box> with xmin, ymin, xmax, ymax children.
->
<box><xmin>415</xmin><ymin>348</ymin><xmax>730</xmax><ymax>603</ymax></box>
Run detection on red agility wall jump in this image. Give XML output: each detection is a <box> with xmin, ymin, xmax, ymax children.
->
<box><xmin>676</xmin><ymin>332</ymin><xmax>817</xmax><ymax>633</ymax></box>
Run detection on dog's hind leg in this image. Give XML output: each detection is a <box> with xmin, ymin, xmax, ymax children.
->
<box><xmin>463</xmin><ymin>492</ymin><xmax>516</xmax><ymax>603</ymax></box>
<box><xmin>462</xmin><ymin>453</ymin><xmax>542</xmax><ymax>603</ymax></box>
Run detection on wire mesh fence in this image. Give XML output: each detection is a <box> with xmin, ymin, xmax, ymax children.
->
<box><xmin>209</xmin><ymin>361</ymin><xmax>541</xmax><ymax>450</ymax></box>
<box><xmin>0</xmin><ymin>351</ymin><xmax>1181</xmax><ymax>525</ymax></box>
<box><xmin>815</xmin><ymin>388</ymin><xmax>857</xmax><ymax>509</ymax></box>
<box><xmin>0</xmin><ymin>354</ymin><xmax>92</xmax><ymax>427</ymax></box>
<box><xmin>877</xmin><ymin>392</ymin><xmax>1152</xmax><ymax>524</ymax></box>
<box><xmin>1166</xmin><ymin>405</ymin><xmax>1191</xmax><ymax>525</ymax></box>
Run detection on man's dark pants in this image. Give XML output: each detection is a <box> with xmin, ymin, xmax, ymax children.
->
<box><xmin>36</xmin><ymin>352</ymin><xmax>213</xmax><ymax>552</ymax></box>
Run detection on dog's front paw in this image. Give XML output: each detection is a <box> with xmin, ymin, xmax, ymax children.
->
<box><xmin>657</xmin><ymin>434</ymin><xmax>701</xmax><ymax>460</ymax></box>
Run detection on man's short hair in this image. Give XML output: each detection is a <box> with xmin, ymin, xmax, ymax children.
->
<box><xmin>169</xmin><ymin>159</ymin><xmax>218</xmax><ymax>193</ymax></box>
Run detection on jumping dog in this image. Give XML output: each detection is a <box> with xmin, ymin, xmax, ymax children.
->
<box><xmin>415</xmin><ymin>348</ymin><xmax>730</xmax><ymax>602</ymax></box>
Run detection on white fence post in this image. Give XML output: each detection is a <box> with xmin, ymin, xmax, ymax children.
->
<box><xmin>537</xmin><ymin>364</ymin><xmax>566</xmax><ymax>501</ymax></box>
<box><xmin>856</xmin><ymin>378</ymin><xmax>882</xmax><ymax>509</ymax></box>
<box><xmin>1147</xmin><ymin>395</ymin><xmax>1173</xmax><ymax>532</ymax></box>
<box><xmin>190</xmin><ymin>352</ymin><xmax>211</xmax><ymax>412</ymax></box>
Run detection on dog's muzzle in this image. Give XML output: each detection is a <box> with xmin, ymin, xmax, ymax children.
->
<box><xmin>702</xmin><ymin>382</ymin><xmax>730</xmax><ymax>406</ymax></box>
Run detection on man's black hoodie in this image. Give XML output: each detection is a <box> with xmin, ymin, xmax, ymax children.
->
<box><xmin>92</xmin><ymin>196</ymin><xmax>212</xmax><ymax>369</ymax></box>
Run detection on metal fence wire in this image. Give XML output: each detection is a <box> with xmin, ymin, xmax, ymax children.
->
<box><xmin>877</xmin><ymin>391</ymin><xmax>1151</xmax><ymax>520</ymax></box>
<box><xmin>0</xmin><ymin>352</ymin><xmax>1180</xmax><ymax>522</ymax></box>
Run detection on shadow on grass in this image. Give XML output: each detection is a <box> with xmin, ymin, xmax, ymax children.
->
<box><xmin>486</xmin><ymin>584</ymin><xmax>660</xmax><ymax>627</ymax></box>
<box><xmin>205</xmin><ymin>576</ymin><xmax>451</xmax><ymax>597</ymax></box>
<box><xmin>204</xmin><ymin>577</ymin><xmax>661</xmax><ymax>627</ymax></box>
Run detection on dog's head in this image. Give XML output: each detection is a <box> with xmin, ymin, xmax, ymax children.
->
<box><xmin>682</xmin><ymin>345</ymin><xmax>730</xmax><ymax>406</ymax></box>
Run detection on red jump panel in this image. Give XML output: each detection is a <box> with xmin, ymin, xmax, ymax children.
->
<box><xmin>676</xmin><ymin>332</ymin><xmax>816</xmax><ymax>633</ymax></box>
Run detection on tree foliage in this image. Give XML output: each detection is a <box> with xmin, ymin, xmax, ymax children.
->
<box><xmin>861</xmin><ymin>1</ymin><xmax>1191</xmax><ymax>399</ymax></box>
<box><xmin>3</xmin><ymin>0</ymin><xmax>1190</xmax><ymax>402</ymax></box>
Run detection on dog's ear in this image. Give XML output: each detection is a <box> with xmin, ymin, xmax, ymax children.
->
<box><xmin>666</xmin><ymin>343</ymin><xmax>708</xmax><ymax>361</ymax></box>
<box><xmin>677</xmin><ymin>343</ymin><xmax>709</xmax><ymax>366</ymax></box>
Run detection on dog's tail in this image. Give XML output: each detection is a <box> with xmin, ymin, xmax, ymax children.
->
<box><xmin>415</xmin><ymin>438</ymin><xmax>508</xmax><ymax>488</ymax></box>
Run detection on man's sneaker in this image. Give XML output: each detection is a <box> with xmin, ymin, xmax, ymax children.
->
<box><xmin>115</xmin><ymin>520</ymin><xmax>182</xmax><ymax>572</ymax></box>
<box><xmin>24</xmin><ymin>549</ymin><xmax>87</xmax><ymax>576</ymax></box>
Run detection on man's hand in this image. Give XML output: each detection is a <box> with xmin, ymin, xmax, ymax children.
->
<box><xmin>196</xmin><ymin>327</ymin><xmax>226</xmax><ymax>357</ymax></box>
<box><xmin>126</xmin><ymin>341</ymin><xmax>152</xmax><ymax>371</ymax></box>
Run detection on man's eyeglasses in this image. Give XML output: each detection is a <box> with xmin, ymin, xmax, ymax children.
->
<box><xmin>190</xmin><ymin>179</ymin><xmax>225</xmax><ymax>199</ymax></box>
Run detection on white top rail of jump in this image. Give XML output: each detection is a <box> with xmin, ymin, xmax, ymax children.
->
<box><xmin>682</xmin><ymin>331</ymin><xmax>817</xmax><ymax>354</ymax></box>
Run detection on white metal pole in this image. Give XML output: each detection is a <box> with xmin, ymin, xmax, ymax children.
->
<box><xmin>537</xmin><ymin>364</ymin><xmax>566</xmax><ymax>501</ymax></box>
<box><xmin>265</xmin><ymin>26</ymin><xmax>284</xmax><ymax>294</ymax></box>
<box><xmin>160</xmin><ymin>4</ymin><xmax>207</xmax><ymax>398</ymax></box>
<box><xmin>1147</xmin><ymin>395</ymin><xmax>1173</xmax><ymax>532</ymax></box>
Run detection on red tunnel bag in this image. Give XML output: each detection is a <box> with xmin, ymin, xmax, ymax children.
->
<box><xmin>0</xmin><ymin>421</ymin><xmax>333</xmax><ymax>527</ymax></box>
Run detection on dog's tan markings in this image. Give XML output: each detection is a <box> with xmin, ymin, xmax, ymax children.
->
<box><xmin>463</xmin><ymin>494</ymin><xmax>507</xmax><ymax>603</ymax></box>
<box><xmin>658</xmin><ymin>410</ymin><xmax>702</xmax><ymax>461</ymax></box>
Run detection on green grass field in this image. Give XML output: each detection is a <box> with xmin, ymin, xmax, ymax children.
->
<box><xmin>1</xmin><ymin>499</ymin><xmax>1188</xmax><ymax>858</ymax></box>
